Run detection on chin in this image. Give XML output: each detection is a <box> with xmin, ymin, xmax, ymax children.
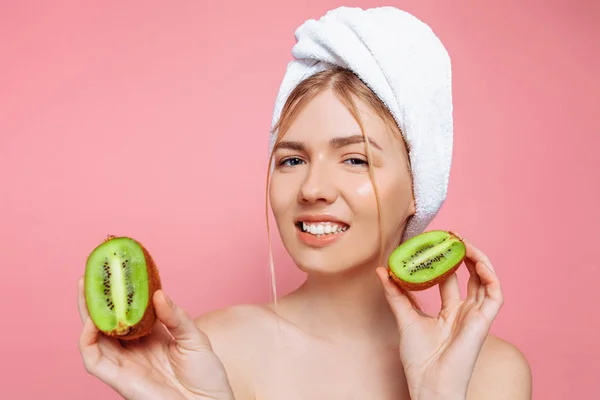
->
<box><xmin>292</xmin><ymin>252</ymin><xmax>345</xmax><ymax>275</ymax></box>
<box><xmin>282</xmin><ymin>229</ymin><xmax>378</xmax><ymax>276</ymax></box>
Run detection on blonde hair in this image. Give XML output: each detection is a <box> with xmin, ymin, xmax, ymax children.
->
<box><xmin>265</xmin><ymin>67</ymin><xmax>413</xmax><ymax>306</ymax></box>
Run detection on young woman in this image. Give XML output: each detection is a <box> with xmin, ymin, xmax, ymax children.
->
<box><xmin>77</xmin><ymin>7</ymin><xmax>532</xmax><ymax>400</ymax></box>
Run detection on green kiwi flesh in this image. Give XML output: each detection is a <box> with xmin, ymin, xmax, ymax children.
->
<box><xmin>84</xmin><ymin>236</ymin><xmax>160</xmax><ymax>339</ymax></box>
<box><xmin>388</xmin><ymin>230</ymin><xmax>466</xmax><ymax>291</ymax></box>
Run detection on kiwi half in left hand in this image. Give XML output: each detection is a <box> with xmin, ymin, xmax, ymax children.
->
<box><xmin>388</xmin><ymin>230</ymin><xmax>466</xmax><ymax>291</ymax></box>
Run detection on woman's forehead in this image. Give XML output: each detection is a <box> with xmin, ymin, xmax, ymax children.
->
<box><xmin>280</xmin><ymin>95</ymin><xmax>396</xmax><ymax>149</ymax></box>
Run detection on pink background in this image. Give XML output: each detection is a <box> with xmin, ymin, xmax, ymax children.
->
<box><xmin>1</xmin><ymin>0</ymin><xmax>598</xmax><ymax>398</ymax></box>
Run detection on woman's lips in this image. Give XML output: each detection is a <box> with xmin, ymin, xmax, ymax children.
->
<box><xmin>295</xmin><ymin>221</ymin><xmax>349</xmax><ymax>248</ymax></box>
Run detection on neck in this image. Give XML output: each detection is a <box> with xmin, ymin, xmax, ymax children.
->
<box><xmin>281</xmin><ymin>263</ymin><xmax>399</xmax><ymax>345</ymax></box>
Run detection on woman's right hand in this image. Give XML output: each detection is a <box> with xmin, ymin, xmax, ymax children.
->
<box><xmin>77</xmin><ymin>277</ymin><xmax>235</xmax><ymax>400</ymax></box>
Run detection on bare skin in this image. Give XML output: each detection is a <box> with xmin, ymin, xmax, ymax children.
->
<box><xmin>196</xmin><ymin>302</ymin><xmax>531</xmax><ymax>400</ymax></box>
<box><xmin>194</xmin><ymin>90</ymin><xmax>532</xmax><ymax>400</ymax></box>
<box><xmin>78</xmin><ymin>89</ymin><xmax>532</xmax><ymax>399</ymax></box>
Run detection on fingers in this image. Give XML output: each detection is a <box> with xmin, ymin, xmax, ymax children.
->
<box><xmin>376</xmin><ymin>267</ymin><xmax>421</xmax><ymax>331</ymax></box>
<box><xmin>79</xmin><ymin>315</ymin><xmax>103</xmax><ymax>368</ymax></box>
<box><xmin>77</xmin><ymin>276</ymin><xmax>132</xmax><ymax>397</ymax></box>
<box><xmin>464</xmin><ymin>258</ymin><xmax>483</xmax><ymax>303</ymax></box>
<box><xmin>79</xmin><ymin>314</ymin><xmax>122</xmax><ymax>384</ymax></box>
<box><xmin>450</xmin><ymin>244</ymin><xmax>503</xmax><ymax>357</ymax></box>
<box><xmin>475</xmin><ymin>257</ymin><xmax>504</xmax><ymax>321</ymax></box>
<box><xmin>154</xmin><ymin>290</ymin><xmax>213</xmax><ymax>352</ymax></box>
<box><xmin>438</xmin><ymin>272</ymin><xmax>461</xmax><ymax>307</ymax></box>
<box><xmin>463</xmin><ymin>240</ymin><xmax>503</xmax><ymax>320</ymax></box>
<box><xmin>464</xmin><ymin>240</ymin><xmax>495</xmax><ymax>274</ymax></box>
<box><xmin>78</xmin><ymin>276</ymin><xmax>89</xmax><ymax>324</ymax></box>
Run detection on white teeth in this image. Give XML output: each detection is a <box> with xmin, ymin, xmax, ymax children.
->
<box><xmin>300</xmin><ymin>221</ymin><xmax>348</xmax><ymax>236</ymax></box>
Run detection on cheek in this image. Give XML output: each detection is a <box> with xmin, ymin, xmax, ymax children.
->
<box><xmin>268</xmin><ymin>181</ymin><xmax>282</xmax><ymax>216</ymax></box>
<box><xmin>351</xmin><ymin>175</ymin><xmax>412</xmax><ymax>223</ymax></box>
<box><xmin>356</xmin><ymin>180</ymin><xmax>374</xmax><ymax>197</ymax></box>
<box><xmin>379</xmin><ymin>177</ymin><xmax>414</xmax><ymax>228</ymax></box>
<box><xmin>346</xmin><ymin>180</ymin><xmax>380</xmax><ymax>220</ymax></box>
<box><xmin>269</xmin><ymin>175</ymin><xmax>295</xmax><ymax>218</ymax></box>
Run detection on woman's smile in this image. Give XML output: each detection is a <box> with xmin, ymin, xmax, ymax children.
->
<box><xmin>294</xmin><ymin>215</ymin><xmax>351</xmax><ymax>248</ymax></box>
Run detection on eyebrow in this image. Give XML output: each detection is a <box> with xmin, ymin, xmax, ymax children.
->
<box><xmin>275</xmin><ymin>134</ymin><xmax>382</xmax><ymax>152</ymax></box>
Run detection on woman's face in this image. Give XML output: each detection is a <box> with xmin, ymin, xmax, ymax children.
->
<box><xmin>269</xmin><ymin>89</ymin><xmax>415</xmax><ymax>275</ymax></box>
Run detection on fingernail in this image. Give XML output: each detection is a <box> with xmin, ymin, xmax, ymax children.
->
<box><xmin>450</xmin><ymin>231</ymin><xmax>464</xmax><ymax>241</ymax></box>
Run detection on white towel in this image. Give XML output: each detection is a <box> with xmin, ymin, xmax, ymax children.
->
<box><xmin>269</xmin><ymin>6</ymin><xmax>453</xmax><ymax>242</ymax></box>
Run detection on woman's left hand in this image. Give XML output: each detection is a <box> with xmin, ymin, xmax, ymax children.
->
<box><xmin>376</xmin><ymin>237</ymin><xmax>504</xmax><ymax>400</ymax></box>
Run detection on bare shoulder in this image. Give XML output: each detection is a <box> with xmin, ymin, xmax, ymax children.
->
<box><xmin>468</xmin><ymin>334</ymin><xmax>532</xmax><ymax>400</ymax></box>
<box><xmin>194</xmin><ymin>302</ymin><xmax>278</xmax><ymax>354</ymax></box>
<box><xmin>193</xmin><ymin>303</ymin><xmax>278</xmax><ymax>400</ymax></box>
<box><xmin>194</xmin><ymin>302</ymin><xmax>274</xmax><ymax>337</ymax></box>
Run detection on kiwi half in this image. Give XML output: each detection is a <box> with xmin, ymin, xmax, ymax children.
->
<box><xmin>84</xmin><ymin>235</ymin><xmax>161</xmax><ymax>340</ymax></box>
<box><xmin>388</xmin><ymin>230</ymin><xmax>466</xmax><ymax>291</ymax></box>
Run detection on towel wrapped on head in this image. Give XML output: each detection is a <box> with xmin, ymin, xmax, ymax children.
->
<box><xmin>269</xmin><ymin>6</ymin><xmax>454</xmax><ymax>242</ymax></box>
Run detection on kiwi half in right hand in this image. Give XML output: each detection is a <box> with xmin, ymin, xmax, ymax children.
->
<box><xmin>84</xmin><ymin>235</ymin><xmax>162</xmax><ymax>340</ymax></box>
<box><xmin>388</xmin><ymin>230</ymin><xmax>466</xmax><ymax>291</ymax></box>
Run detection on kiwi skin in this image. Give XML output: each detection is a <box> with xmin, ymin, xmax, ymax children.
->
<box><xmin>85</xmin><ymin>235</ymin><xmax>162</xmax><ymax>340</ymax></box>
<box><xmin>387</xmin><ymin>230</ymin><xmax>466</xmax><ymax>292</ymax></box>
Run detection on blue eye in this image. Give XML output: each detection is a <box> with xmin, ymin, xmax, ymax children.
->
<box><xmin>276</xmin><ymin>157</ymin><xmax>368</xmax><ymax>168</ymax></box>
<box><xmin>344</xmin><ymin>158</ymin><xmax>368</xmax><ymax>166</ymax></box>
<box><xmin>278</xmin><ymin>157</ymin><xmax>305</xmax><ymax>167</ymax></box>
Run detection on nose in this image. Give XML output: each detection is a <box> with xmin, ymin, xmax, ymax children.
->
<box><xmin>298</xmin><ymin>160</ymin><xmax>338</xmax><ymax>204</ymax></box>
